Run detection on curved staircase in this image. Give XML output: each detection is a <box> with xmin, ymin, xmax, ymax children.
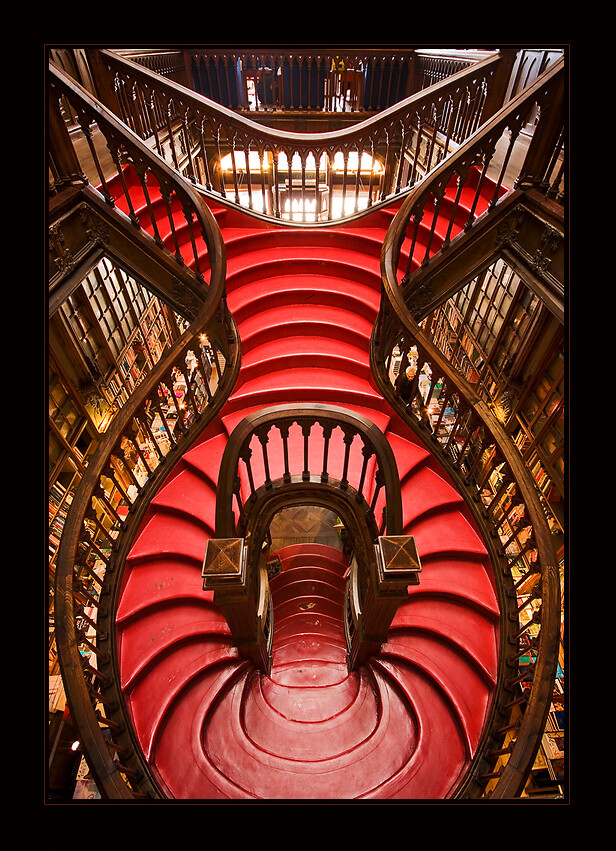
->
<box><xmin>112</xmin><ymin>170</ymin><xmax>502</xmax><ymax>799</ymax></box>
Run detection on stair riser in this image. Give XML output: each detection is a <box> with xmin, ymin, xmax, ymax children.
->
<box><xmin>238</xmin><ymin>316</ymin><xmax>371</xmax><ymax>354</ymax></box>
<box><xmin>228</xmin><ymin>283</ymin><xmax>379</xmax><ymax>326</ymax></box>
<box><xmin>238</xmin><ymin>351</ymin><xmax>371</xmax><ymax>385</ymax></box>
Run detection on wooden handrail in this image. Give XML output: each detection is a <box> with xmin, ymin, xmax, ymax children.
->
<box><xmin>49</xmin><ymin>63</ymin><xmax>223</xmax><ymax>299</ymax></box>
<box><xmin>373</xmin><ymin>58</ymin><xmax>564</xmax><ymax>798</ymax></box>
<box><xmin>81</xmin><ymin>48</ymin><xmax>515</xmax><ymax>223</ymax></box>
<box><xmin>53</xmin><ymin>274</ymin><xmax>240</xmax><ymax>799</ymax></box>
<box><xmin>381</xmin><ymin>57</ymin><xmax>565</xmax><ymax>306</ymax></box>
<box><xmin>50</xmin><ymin>61</ymin><xmax>240</xmax><ymax>798</ymax></box>
<box><xmin>373</xmin><ymin>285</ymin><xmax>561</xmax><ymax>800</ymax></box>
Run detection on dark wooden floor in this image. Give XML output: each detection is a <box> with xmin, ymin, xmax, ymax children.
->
<box><xmin>268</xmin><ymin>505</ymin><xmax>343</xmax><ymax>553</ymax></box>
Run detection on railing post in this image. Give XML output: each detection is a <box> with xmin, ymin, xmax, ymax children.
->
<box><xmin>48</xmin><ymin>94</ymin><xmax>87</xmax><ymax>189</ymax></box>
<box><xmin>346</xmin><ymin>535</ymin><xmax>422</xmax><ymax>670</ymax></box>
<box><xmin>481</xmin><ymin>49</ymin><xmax>518</xmax><ymax>120</ymax></box>
<box><xmin>202</xmin><ymin>537</ymin><xmax>272</xmax><ymax>674</ymax></box>
<box><xmin>516</xmin><ymin>70</ymin><xmax>565</xmax><ymax>191</ymax></box>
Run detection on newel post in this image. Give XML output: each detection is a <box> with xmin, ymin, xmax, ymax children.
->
<box><xmin>84</xmin><ymin>49</ymin><xmax>124</xmax><ymax>117</ymax></box>
<box><xmin>516</xmin><ymin>68</ymin><xmax>565</xmax><ymax>192</ymax></box>
<box><xmin>481</xmin><ymin>49</ymin><xmax>518</xmax><ymax>121</ymax></box>
<box><xmin>48</xmin><ymin>93</ymin><xmax>88</xmax><ymax>190</ymax></box>
<box><xmin>202</xmin><ymin>538</ymin><xmax>272</xmax><ymax>673</ymax></box>
<box><xmin>346</xmin><ymin>535</ymin><xmax>422</xmax><ymax>670</ymax></box>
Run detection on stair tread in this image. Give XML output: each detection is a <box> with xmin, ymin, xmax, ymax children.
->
<box><xmin>384</xmin><ymin>430</ymin><xmax>430</xmax><ymax>480</ymax></box>
<box><xmin>200</xmin><ymin>664</ymin><xmax>417</xmax><ymax>799</ymax></box>
<box><xmin>237</xmin><ymin>302</ymin><xmax>374</xmax><ymax>339</ymax></box>
<box><xmin>275</xmin><ymin>542</ymin><xmax>349</xmax><ymax>563</ymax></box>
<box><xmin>118</xmin><ymin>599</ymin><xmax>231</xmax><ymax>690</ymax></box>
<box><xmin>392</xmin><ymin>593</ymin><xmax>498</xmax><ymax>671</ymax></box>
<box><xmin>394</xmin><ymin>556</ymin><xmax>499</xmax><ymax>616</ymax></box>
<box><xmin>400</xmin><ymin>464</ymin><xmax>463</xmax><ymax>526</ymax></box>
<box><xmin>239</xmin><ymin>341</ymin><xmax>371</xmax><ymax>385</ymax></box>
<box><xmin>243</xmin><ymin>335</ymin><xmax>369</xmax><ymax>367</ymax></box>
<box><xmin>116</xmin><ymin>557</ymin><xmax>215</xmax><ymax>623</ymax></box>
<box><xmin>227</xmin><ymin>274</ymin><xmax>380</xmax><ymax>322</ymax></box>
<box><xmin>406</xmin><ymin>508</ymin><xmax>488</xmax><ymax>557</ymax></box>
<box><xmin>242</xmin><ymin>666</ymin><xmax>373</xmax><ymax>751</ymax></box>
<box><xmin>225</xmin><ymin>246</ymin><xmax>381</xmax><ymax>284</ymax></box>
<box><xmin>152</xmin><ymin>468</ymin><xmax>217</xmax><ymax>531</ymax></box>
<box><xmin>124</xmin><ymin>643</ymin><xmax>242</xmax><ymax>761</ymax></box>
<box><xmin>182</xmin><ymin>431</ymin><xmax>229</xmax><ymax>484</ymax></box>
<box><xmin>231</xmin><ymin>365</ymin><xmax>381</xmax><ymax>397</ymax></box>
<box><xmin>260</xmin><ymin>670</ymin><xmax>359</xmax><ymax>722</ymax></box>
<box><xmin>127</xmin><ymin>512</ymin><xmax>209</xmax><ymax>564</ymax></box>
<box><xmin>273</xmin><ymin>572</ymin><xmax>346</xmax><ymax>587</ymax></box>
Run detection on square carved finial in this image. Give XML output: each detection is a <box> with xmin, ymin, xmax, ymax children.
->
<box><xmin>376</xmin><ymin>535</ymin><xmax>422</xmax><ymax>589</ymax></box>
<box><xmin>202</xmin><ymin>538</ymin><xmax>246</xmax><ymax>589</ymax></box>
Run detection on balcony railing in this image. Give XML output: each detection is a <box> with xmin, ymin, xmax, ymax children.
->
<box><xmin>80</xmin><ymin>48</ymin><xmax>516</xmax><ymax>223</ymax></box>
<box><xmin>115</xmin><ymin>47</ymin><xmax>493</xmax><ymax>114</ymax></box>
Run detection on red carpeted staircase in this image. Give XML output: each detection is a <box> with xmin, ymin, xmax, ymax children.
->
<box><xmin>111</xmin><ymin>169</ymin><xmax>502</xmax><ymax>799</ymax></box>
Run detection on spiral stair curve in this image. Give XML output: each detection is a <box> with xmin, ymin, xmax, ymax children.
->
<box><xmin>111</xmin><ymin>168</ymin><xmax>502</xmax><ymax>799</ymax></box>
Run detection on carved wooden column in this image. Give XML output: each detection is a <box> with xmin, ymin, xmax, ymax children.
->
<box><xmin>48</xmin><ymin>94</ymin><xmax>88</xmax><ymax>190</ymax></box>
<box><xmin>346</xmin><ymin>535</ymin><xmax>422</xmax><ymax>670</ymax></box>
<box><xmin>516</xmin><ymin>70</ymin><xmax>564</xmax><ymax>192</ymax></box>
<box><xmin>202</xmin><ymin>538</ymin><xmax>272</xmax><ymax>673</ymax></box>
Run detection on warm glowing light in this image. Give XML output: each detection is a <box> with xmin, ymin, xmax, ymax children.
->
<box><xmin>331</xmin><ymin>151</ymin><xmax>383</xmax><ymax>173</ymax></box>
<box><xmin>284</xmin><ymin>198</ymin><xmax>317</xmax><ymax>213</ymax></box>
<box><xmin>221</xmin><ymin>149</ymin><xmax>383</xmax><ymax>175</ymax></box>
<box><xmin>221</xmin><ymin>150</ymin><xmax>268</xmax><ymax>172</ymax></box>
<box><xmin>276</xmin><ymin>151</ymin><xmax>323</xmax><ymax>171</ymax></box>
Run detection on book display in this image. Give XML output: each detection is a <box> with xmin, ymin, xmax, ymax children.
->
<box><xmin>48</xmin><ymin>258</ymin><xmax>183</xmax><ymax>677</ymax></box>
<box><xmin>423</xmin><ymin>260</ymin><xmax>565</xmax><ymax>799</ymax></box>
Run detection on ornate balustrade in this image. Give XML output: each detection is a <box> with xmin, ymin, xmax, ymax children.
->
<box><xmin>372</xmin><ymin>57</ymin><xmax>564</xmax><ymax>798</ymax></box>
<box><xmin>49</xmin><ymin>61</ymin><xmax>240</xmax><ymax>799</ymax></box>
<box><xmin>383</xmin><ymin>57</ymin><xmax>565</xmax><ymax>298</ymax></box>
<box><xmin>211</xmin><ymin>403</ymin><xmax>420</xmax><ymax>673</ymax></box>
<box><xmin>79</xmin><ymin>48</ymin><xmax>516</xmax><ymax>223</ymax></box>
<box><xmin>118</xmin><ymin>47</ymin><xmax>490</xmax><ymax>114</ymax></box>
<box><xmin>50</xmin><ymin>63</ymin><xmax>222</xmax><ymax>284</ymax></box>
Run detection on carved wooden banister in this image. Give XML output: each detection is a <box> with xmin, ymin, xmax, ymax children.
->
<box><xmin>50</xmin><ymin>60</ymin><xmax>241</xmax><ymax>799</ymax></box>
<box><xmin>211</xmin><ymin>403</ymin><xmax>420</xmax><ymax>673</ymax></box>
<box><xmin>373</xmin><ymin>58</ymin><xmax>564</xmax><ymax>799</ymax></box>
<box><xmin>49</xmin><ymin>62</ymin><xmax>223</xmax><ymax>302</ymax></box>
<box><xmin>54</xmin><ymin>303</ymin><xmax>240</xmax><ymax>798</ymax></box>
<box><xmin>215</xmin><ymin>403</ymin><xmax>403</xmax><ymax>535</ymax></box>
<box><xmin>373</xmin><ymin>290</ymin><xmax>561</xmax><ymax>800</ymax></box>
<box><xmin>381</xmin><ymin>57</ymin><xmax>565</xmax><ymax>310</ymax></box>
<box><xmin>80</xmin><ymin>48</ymin><xmax>516</xmax><ymax>223</ymax></box>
